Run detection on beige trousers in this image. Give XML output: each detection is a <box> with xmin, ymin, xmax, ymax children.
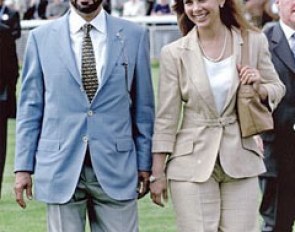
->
<box><xmin>170</xmin><ymin>162</ymin><xmax>260</xmax><ymax>232</ymax></box>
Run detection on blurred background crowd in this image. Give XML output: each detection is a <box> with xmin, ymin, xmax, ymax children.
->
<box><xmin>0</xmin><ymin>0</ymin><xmax>281</xmax><ymax>27</ymax></box>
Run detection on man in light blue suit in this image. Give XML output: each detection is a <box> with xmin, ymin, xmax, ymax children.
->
<box><xmin>14</xmin><ymin>0</ymin><xmax>154</xmax><ymax>231</ymax></box>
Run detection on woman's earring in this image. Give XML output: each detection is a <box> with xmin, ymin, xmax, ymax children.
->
<box><xmin>220</xmin><ymin>3</ymin><xmax>224</xmax><ymax>8</ymax></box>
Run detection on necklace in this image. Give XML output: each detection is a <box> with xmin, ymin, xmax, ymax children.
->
<box><xmin>199</xmin><ymin>28</ymin><xmax>228</xmax><ymax>62</ymax></box>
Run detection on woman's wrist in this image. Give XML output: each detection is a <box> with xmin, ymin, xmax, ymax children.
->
<box><xmin>151</xmin><ymin>152</ymin><xmax>168</xmax><ymax>175</ymax></box>
<box><xmin>149</xmin><ymin>173</ymin><xmax>166</xmax><ymax>183</ymax></box>
<box><xmin>254</xmin><ymin>83</ymin><xmax>268</xmax><ymax>100</ymax></box>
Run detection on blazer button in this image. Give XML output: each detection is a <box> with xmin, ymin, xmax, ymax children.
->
<box><xmin>87</xmin><ymin>110</ymin><xmax>93</xmax><ymax>116</ymax></box>
<box><xmin>82</xmin><ymin>136</ymin><xmax>88</xmax><ymax>143</ymax></box>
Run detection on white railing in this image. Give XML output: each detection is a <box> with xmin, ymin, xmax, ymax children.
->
<box><xmin>20</xmin><ymin>15</ymin><xmax>178</xmax><ymax>28</ymax></box>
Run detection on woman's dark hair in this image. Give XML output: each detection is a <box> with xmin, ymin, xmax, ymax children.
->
<box><xmin>172</xmin><ymin>0</ymin><xmax>258</xmax><ymax>36</ymax></box>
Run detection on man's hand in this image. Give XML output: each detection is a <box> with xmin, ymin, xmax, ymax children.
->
<box><xmin>14</xmin><ymin>172</ymin><xmax>33</xmax><ymax>208</ymax></box>
<box><xmin>137</xmin><ymin>171</ymin><xmax>150</xmax><ymax>199</ymax></box>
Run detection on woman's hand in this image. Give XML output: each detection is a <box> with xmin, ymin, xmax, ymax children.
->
<box><xmin>238</xmin><ymin>65</ymin><xmax>261</xmax><ymax>85</ymax></box>
<box><xmin>237</xmin><ymin>65</ymin><xmax>268</xmax><ymax>100</ymax></box>
<box><xmin>150</xmin><ymin>175</ymin><xmax>168</xmax><ymax>207</ymax></box>
<box><xmin>150</xmin><ymin>153</ymin><xmax>169</xmax><ymax>207</ymax></box>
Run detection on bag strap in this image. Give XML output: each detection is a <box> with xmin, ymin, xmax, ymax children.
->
<box><xmin>241</xmin><ymin>29</ymin><xmax>249</xmax><ymax>66</ymax></box>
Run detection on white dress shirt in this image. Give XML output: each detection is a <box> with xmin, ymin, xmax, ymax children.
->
<box><xmin>279</xmin><ymin>19</ymin><xmax>295</xmax><ymax>52</ymax></box>
<box><xmin>69</xmin><ymin>7</ymin><xmax>107</xmax><ymax>87</ymax></box>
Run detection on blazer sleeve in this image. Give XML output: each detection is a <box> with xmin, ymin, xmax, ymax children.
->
<box><xmin>11</xmin><ymin>11</ymin><xmax>21</xmax><ymax>40</ymax></box>
<box><xmin>152</xmin><ymin>45</ymin><xmax>182</xmax><ymax>154</ymax></box>
<box><xmin>132</xmin><ymin>28</ymin><xmax>155</xmax><ymax>171</ymax></box>
<box><xmin>15</xmin><ymin>31</ymin><xmax>44</xmax><ymax>173</ymax></box>
<box><xmin>0</xmin><ymin>28</ymin><xmax>8</xmax><ymax>92</ymax></box>
<box><xmin>256</xmin><ymin>32</ymin><xmax>285</xmax><ymax>111</ymax></box>
<box><xmin>0</xmin><ymin>24</ymin><xmax>16</xmax><ymax>92</ymax></box>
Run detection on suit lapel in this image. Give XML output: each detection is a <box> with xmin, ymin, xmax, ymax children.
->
<box><xmin>221</xmin><ymin>28</ymin><xmax>241</xmax><ymax>114</ymax></box>
<box><xmin>55</xmin><ymin>14</ymin><xmax>81</xmax><ymax>85</ymax></box>
<box><xmin>272</xmin><ymin>24</ymin><xmax>295</xmax><ymax>73</ymax></box>
<box><xmin>180</xmin><ymin>28</ymin><xmax>218</xmax><ymax>116</ymax></box>
<box><xmin>100</xmin><ymin>14</ymin><xmax>124</xmax><ymax>89</ymax></box>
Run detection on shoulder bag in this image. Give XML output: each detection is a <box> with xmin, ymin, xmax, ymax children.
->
<box><xmin>237</xmin><ymin>30</ymin><xmax>274</xmax><ymax>138</ymax></box>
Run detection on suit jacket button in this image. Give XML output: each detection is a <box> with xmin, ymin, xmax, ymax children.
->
<box><xmin>82</xmin><ymin>136</ymin><xmax>88</xmax><ymax>143</ymax></box>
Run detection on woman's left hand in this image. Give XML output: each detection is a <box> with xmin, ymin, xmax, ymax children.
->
<box><xmin>237</xmin><ymin>65</ymin><xmax>268</xmax><ymax>100</ymax></box>
<box><xmin>238</xmin><ymin>65</ymin><xmax>261</xmax><ymax>86</ymax></box>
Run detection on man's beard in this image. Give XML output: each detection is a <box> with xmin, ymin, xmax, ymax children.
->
<box><xmin>72</xmin><ymin>0</ymin><xmax>101</xmax><ymax>14</ymax></box>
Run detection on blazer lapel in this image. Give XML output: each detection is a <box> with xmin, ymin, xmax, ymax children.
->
<box><xmin>55</xmin><ymin>13</ymin><xmax>81</xmax><ymax>85</ymax></box>
<box><xmin>272</xmin><ymin>24</ymin><xmax>295</xmax><ymax>73</ymax></box>
<box><xmin>221</xmin><ymin>28</ymin><xmax>242</xmax><ymax>114</ymax></box>
<box><xmin>180</xmin><ymin>28</ymin><xmax>218</xmax><ymax>116</ymax></box>
<box><xmin>100</xmin><ymin>14</ymin><xmax>124</xmax><ymax>89</ymax></box>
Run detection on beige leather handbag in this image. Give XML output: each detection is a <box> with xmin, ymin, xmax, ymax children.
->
<box><xmin>237</xmin><ymin>30</ymin><xmax>274</xmax><ymax>138</ymax></box>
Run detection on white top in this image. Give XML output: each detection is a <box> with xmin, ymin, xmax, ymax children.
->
<box><xmin>123</xmin><ymin>0</ymin><xmax>146</xmax><ymax>17</ymax></box>
<box><xmin>69</xmin><ymin>7</ymin><xmax>107</xmax><ymax>87</ymax></box>
<box><xmin>203</xmin><ymin>56</ymin><xmax>234</xmax><ymax>114</ymax></box>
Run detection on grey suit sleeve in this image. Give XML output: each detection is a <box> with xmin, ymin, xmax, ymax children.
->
<box><xmin>257</xmin><ymin>33</ymin><xmax>285</xmax><ymax>111</ymax></box>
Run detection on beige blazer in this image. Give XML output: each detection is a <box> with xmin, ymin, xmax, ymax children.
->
<box><xmin>152</xmin><ymin>27</ymin><xmax>285</xmax><ymax>182</ymax></box>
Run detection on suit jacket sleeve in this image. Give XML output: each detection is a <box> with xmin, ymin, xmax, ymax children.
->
<box><xmin>152</xmin><ymin>45</ymin><xmax>182</xmax><ymax>153</ymax></box>
<box><xmin>15</xmin><ymin>31</ymin><xmax>44</xmax><ymax>172</ymax></box>
<box><xmin>132</xmin><ymin>28</ymin><xmax>155</xmax><ymax>171</ymax></box>
<box><xmin>6</xmin><ymin>31</ymin><xmax>18</xmax><ymax>87</ymax></box>
<box><xmin>256</xmin><ymin>32</ymin><xmax>285</xmax><ymax>110</ymax></box>
<box><xmin>0</xmin><ymin>25</ymin><xmax>17</xmax><ymax>93</ymax></box>
<box><xmin>0</xmin><ymin>27</ymin><xmax>8</xmax><ymax>92</ymax></box>
<box><xmin>11</xmin><ymin>11</ymin><xmax>21</xmax><ymax>40</ymax></box>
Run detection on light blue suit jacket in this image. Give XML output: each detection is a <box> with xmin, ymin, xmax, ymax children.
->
<box><xmin>15</xmin><ymin>12</ymin><xmax>155</xmax><ymax>203</ymax></box>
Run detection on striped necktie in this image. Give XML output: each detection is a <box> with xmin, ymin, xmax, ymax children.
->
<box><xmin>81</xmin><ymin>24</ymin><xmax>99</xmax><ymax>103</ymax></box>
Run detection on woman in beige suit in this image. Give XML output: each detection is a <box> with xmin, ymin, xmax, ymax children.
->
<box><xmin>150</xmin><ymin>0</ymin><xmax>285</xmax><ymax>231</ymax></box>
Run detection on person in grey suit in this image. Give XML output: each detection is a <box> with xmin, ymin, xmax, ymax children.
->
<box><xmin>260</xmin><ymin>0</ymin><xmax>295</xmax><ymax>231</ymax></box>
<box><xmin>14</xmin><ymin>0</ymin><xmax>154</xmax><ymax>231</ymax></box>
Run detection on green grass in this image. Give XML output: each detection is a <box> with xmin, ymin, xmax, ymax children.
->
<box><xmin>0</xmin><ymin>63</ymin><xmax>177</xmax><ymax>232</ymax></box>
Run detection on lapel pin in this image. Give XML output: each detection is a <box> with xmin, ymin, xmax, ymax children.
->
<box><xmin>116</xmin><ymin>32</ymin><xmax>124</xmax><ymax>44</ymax></box>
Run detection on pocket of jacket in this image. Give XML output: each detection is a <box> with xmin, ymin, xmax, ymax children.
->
<box><xmin>241</xmin><ymin>137</ymin><xmax>263</xmax><ymax>157</ymax></box>
<box><xmin>37</xmin><ymin>139</ymin><xmax>60</xmax><ymax>152</ymax></box>
<box><xmin>172</xmin><ymin>132</ymin><xmax>194</xmax><ymax>157</ymax></box>
<box><xmin>116</xmin><ymin>138</ymin><xmax>134</xmax><ymax>152</ymax></box>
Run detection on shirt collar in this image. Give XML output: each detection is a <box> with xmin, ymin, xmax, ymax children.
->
<box><xmin>280</xmin><ymin>19</ymin><xmax>295</xmax><ymax>41</ymax></box>
<box><xmin>69</xmin><ymin>6</ymin><xmax>107</xmax><ymax>34</ymax></box>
